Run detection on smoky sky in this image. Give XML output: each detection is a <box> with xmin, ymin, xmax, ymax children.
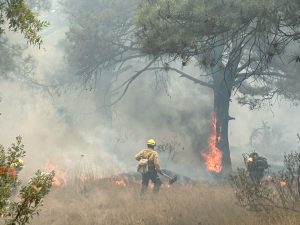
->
<box><xmin>1</xmin><ymin>0</ymin><xmax>300</xmax><ymax>181</ymax></box>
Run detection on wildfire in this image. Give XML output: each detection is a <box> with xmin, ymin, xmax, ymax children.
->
<box><xmin>201</xmin><ymin>112</ymin><xmax>222</xmax><ymax>173</ymax></box>
<box><xmin>43</xmin><ymin>160</ymin><xmax>68</xmax><ymax>188</ymax></box>
<box><xmin>279</xmin><ymin>179</ymin><xmax>287</xmax><ymax>187</ymax></box>
<box><xmin>161</xmin><ymin>183</ymin><xmax>171</xmax><ymax>189</ymax></box>
<box><xmin>41</xmin><ymin>161</ymin><xmax>184</xmax><ymax>189</ymax></box>
<box><xmin>112</xmin><ymin>177</ymin><xmax>128</xmax><ymax>187</ymax></box>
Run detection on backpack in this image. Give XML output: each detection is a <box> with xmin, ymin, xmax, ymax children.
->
<box><xmin>137</xmin><ymin>151</ymin><xmax>155</xmax><ymax>174</ymax></box>
<box><xmin>252</xmin><ymin>157</ymin><xmax>269</xmax><ymax>171</ymax></box>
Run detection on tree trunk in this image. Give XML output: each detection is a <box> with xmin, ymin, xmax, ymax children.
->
<box><xmin>213</xmin><ymin>70</ymin><xmax>233</xmax><ymax>175</ymax></box>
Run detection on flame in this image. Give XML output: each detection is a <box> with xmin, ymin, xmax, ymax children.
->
<box><xmin>7</xmin><ymin>167</ymin><xmax>17</xmax><ymax>178</ymax></box>
<box><xmin>112</xmin><ymin>177</ymin><xmax>128</xmax><ymax>187</ymax></box>
<box><xmin>0</xmin><ymin>166</ymin><xmax>17</xmax><ymax>178</ymax></box>
<box><xmin>161</xmin><ymin>183</ymin><xmax>171</xmax><ymax>189</ymax></box>
<box><xmin>43</xmin><ymin>160</ymin><xmax>68</xmax><ymax>188</ymax></box>
<box><xmin>201</xmin><ymin>112</ymin><xmax>222</xmax><ymax>173</ymax></box>
<box><xmin>279</xmin><ymin>179</ymin><xmax>287</xmax><ymax>187</ymax></box>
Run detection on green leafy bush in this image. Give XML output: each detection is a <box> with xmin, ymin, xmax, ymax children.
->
<box><xmin>0</xmin><ymin>136</ymin><xmax>54</xmax><ymax>225</ymax></box>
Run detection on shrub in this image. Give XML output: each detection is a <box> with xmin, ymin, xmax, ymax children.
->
<box><xmin>0</xmin><ymin>136</ymin><xmax>54</xmax><ymax>225</ymax></box>
<box><xmin>230</xmin><ymin>149</ymin><xmax>300</xmax><ymax>212</ymax></box>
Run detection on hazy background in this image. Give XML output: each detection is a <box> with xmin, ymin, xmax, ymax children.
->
<box><xmin>1</xmin><ymin>0</ymin><xmax>299</xmax><ymax>181</ymax></box>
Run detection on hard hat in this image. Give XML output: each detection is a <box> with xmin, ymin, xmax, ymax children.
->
<box><xmin>147</xmin><ymin>139</ymin><xmax>156</xmax><ymax>146</ymax></box>
<box><xmin>17</xmin><ymin>159</ymin><xmax>24</xmax><ymax>167</ymax></box>
<box><xmin>247</xmin><ymin>157</ymin><xmax>253</xmax><ymax>162</ymax></box>
<box><xmin>11</xmin><ymin>159</ymin><xmax>24</xmax><ymax>168</ymax></box>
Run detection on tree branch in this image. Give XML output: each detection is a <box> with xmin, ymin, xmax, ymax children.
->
<box><xmin>106</xmin><ymin>60</ymin><xmax>213</xmax><ymax>108</ymax></box>
<box><xmin>146</xmin><ymin>66</ymin><xmax>213</xmax><ymax>89</ymax></box>
<box><xmin>108</xmin><ymin>58</ymin><xmax>158</xmax><ymax>106</ymax></box>
<box><xmin>234</xmin><ymin>71</ymin><xmax>298</xmax><ymax>86</ymax></box>
<box><xmin>236</xmin><ymin>57</ymin><xmax>260</xmax><ymax>74</ymax></box>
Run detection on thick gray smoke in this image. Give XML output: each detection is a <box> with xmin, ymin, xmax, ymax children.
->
<box><xmin>1</xmin><ymin>0</ymin><xmax>300</xmax><ymax>182</ymax></box>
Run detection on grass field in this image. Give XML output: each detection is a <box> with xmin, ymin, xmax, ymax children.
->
<box><xmin>29</xmin><ymin>178</ymin><xmax>300</xmax><ymax>225</ymax></box>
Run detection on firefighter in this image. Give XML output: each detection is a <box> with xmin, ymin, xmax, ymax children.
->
<box><xmin>10</xmin><ymin>159</ymin><xmax>24</xmax><ymax>194</ymax></box>
<box><xmin>244</xmin><ymin>152</ymin><xmax>258</xmax><ymax>170</ymax></box>
<box><xmin>135</xmin><ymin>139</ymin><xmax>162</xmax><ymax>194</ymax></box>
<box><xmin>244</xmin><ymin>152</ymin><xmax>268</xmax><ymax>183</ymax></box>
<box><xmin>10</xmin><ymin>159</ymin><xmax>24</xmax><ymax>175</ymax></box>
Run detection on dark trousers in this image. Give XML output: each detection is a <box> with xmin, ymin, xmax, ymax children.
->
<box><xmin>141</xmin><ymin>171</ymin><xmax>161</xmax><ymax>194</ymax></box>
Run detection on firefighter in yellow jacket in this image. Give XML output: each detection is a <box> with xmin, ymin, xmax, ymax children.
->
<box><xmin>243</xmin><ymin>152</ymin><xmax>269</xmax><ymax>183</ymax></box>
<box><xmin>135</xmin><ymin>139</ymin><xmax>162</xmax><ymax>194</ymax></box>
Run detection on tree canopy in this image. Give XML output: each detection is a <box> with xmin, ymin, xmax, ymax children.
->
<box><xmin>134</xmin><ymin>0</ymin><xmax>300</xmax><ymax>172</ymax></box>
<box><xmin>64</xmin><ymin>0</ymin><xmax>138</xmax><ymax>81</ymax></box>
<box><xmin>0</xmin><ymin>0</ymin><xmax>48</xmax><ymax>46</ymax></box>
<box><xmin>0</xmin><ymin>0</ymin><xmax>50</xmax><ymax>88</ymax></box>
<box><xmin>135</xmin><ymin>0</ymin><xmax>300</xmax><ymax>107</ymax></box>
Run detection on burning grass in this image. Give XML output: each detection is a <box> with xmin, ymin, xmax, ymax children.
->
<box><xmin>29</xmin><ymin>178</ymin><xmax>300</xmax><ymax>225</ymax></box>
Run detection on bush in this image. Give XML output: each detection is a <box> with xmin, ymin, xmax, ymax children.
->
<box><xmin>230</xmin><ymin>150</ymin><xmax>300</xmax><ymax>213</ymax></box>
<box><xmin>0</xmin><ymin>136</ymin><xmax>54</xmax><ymax>225</ymax></box>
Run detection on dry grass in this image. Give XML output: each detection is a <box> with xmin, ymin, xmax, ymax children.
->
<box><xmin>29</xmin><ymin>179</ymin><xmax>300</xmax><ymax>225</ymax></box>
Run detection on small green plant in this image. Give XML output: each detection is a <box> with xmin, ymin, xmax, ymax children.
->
<box><xmin>0</xmin><ymin>136</ymin><xmax>54</xmax><ymax>225</ymax></box>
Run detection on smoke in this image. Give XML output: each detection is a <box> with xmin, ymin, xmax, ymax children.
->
<box><xmin>1</xmin><ymin>0</ymin><xmax>300</xmax><ymax>183</ymax></box>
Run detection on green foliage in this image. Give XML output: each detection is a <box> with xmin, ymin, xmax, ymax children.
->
<box><xmin>0</xmin><ymin>0</ymin><xmax>48</xmax><ymax>81</ymax></box>
<box><xmin>135</xmin><ymin>0</ymin><xmax>300</xmax><ymax>105</ymax></box>
<box><xmin>0</xmin><ymin>0</ymin><xmax>48</xmax><ymax>46</ymax></box>
<box><xmin>135</xmin><ymin>0</ymin><xmax>274</xmax><ymax>56</ymax></box>
<box><xmin>0</xmin><ymin>137</ymin><xmax>54</xmax><ymax>225</ymax></box>
<box><xmin>6</xmin><ymin>136</ymin><xmax>25</xmax><ymax>166</ymax></box>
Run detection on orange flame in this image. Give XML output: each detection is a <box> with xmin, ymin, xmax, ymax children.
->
<box><xmin>43</xmin><ymin>160</ymin><xmax>68</xmax><ymax>188</ymax></box>
<box><xmin>0</xmin><ymin>166</ymin><xmax>17</xmax><ymax>178</ymax></box>
<box><xmin>161</xmin><ymin>183</ymin><xmax>171</xmax><ymax>189</ymax></box>
<box><xmin>201</xmin><ymin>112</ymin><xmax>222</xmax><ymax>173</ymax></box>
<box><xmin>279</xmin><ymin>179</ymin><xmax>287</xmax><ymax>187</ymax></box>
<box><xmin>111</xmin><ymin>177</ymin><xmax>128</xmax><ymax>187</ymax></box>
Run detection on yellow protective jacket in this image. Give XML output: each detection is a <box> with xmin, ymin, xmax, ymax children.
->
<box><xmin>135</xmin><ymin>149</ymin><xmax>160</xmax><ymax>172</ymax></box>
<box><xmin>244</xmin><ymin>156</ymin><xmax>254</xmax><ymax>170</ymax></box>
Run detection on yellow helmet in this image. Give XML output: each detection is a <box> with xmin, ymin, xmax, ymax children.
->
<box><xmin>11</xmin><ymin>159</ymin><xmax>24</xmax><ymax>168</ymax></box>
<box><xmin>147</xmin><ymin>139</ymin><xmax>156</xmax><ymax>146</ymax></box>
<box><xmin>17</xmin><ymin>159</ymin><xmax>24</xmax><ymax>167</ymax></box>
<box><xmin>246</xmin><ymin>157</ymin><xmax>253</xmax><ymax>162</ymax></box>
